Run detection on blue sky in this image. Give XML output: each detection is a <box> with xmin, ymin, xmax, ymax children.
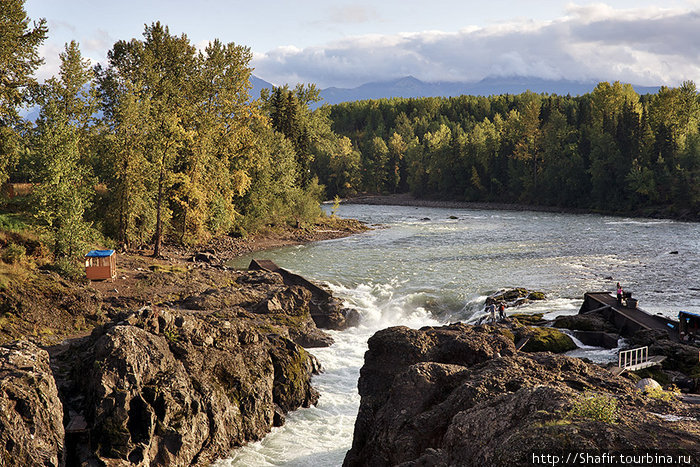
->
<box><xmin>24</xmin><ymin>1</ymin><xmax>700</xmax><ymax>88</ymax></box>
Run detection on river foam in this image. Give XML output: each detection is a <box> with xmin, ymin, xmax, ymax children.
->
<box><xmin>218</xmin><ymin>204</ymin><xmax>699</xmax><ymax>465</ymax></box>
<box><xmin>214</xmin><ymin>280</ymin><xmax>440</xmax><ymax>466</ymax></box>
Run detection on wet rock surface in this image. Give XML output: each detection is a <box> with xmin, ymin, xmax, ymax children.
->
<box><xmin>344</xmin><ymin>323</ymin><xmax>700</xmax><ymax>467</ymax></box>
<box><xmin>486</xmin><ymin>288</ymin><xmax>546</xmax><ymax>308</ymax></box>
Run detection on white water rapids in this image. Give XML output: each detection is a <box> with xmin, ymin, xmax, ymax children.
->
<box><xmin>213</xmin><ymin>204</ymin><xmax>699</xmax><ymax>466</ymax></box>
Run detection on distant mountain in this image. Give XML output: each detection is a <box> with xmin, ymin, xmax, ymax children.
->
<box><xmin>19</xmin><ymin>75</ymin><xmax>661</xmax><ymax>122</ymax></box>
<box><xmin>19</xmin><ymin>105</ymin><xmax>40</xmax><ymax>122</ymax></box>
<box><xmin>316</xmin><ymin>76</ymin><xmax>662</xmax><ymax>106</ymax></box>
<box><xmin>250</xmin><ymin>75</ymin><xmax>274</xmax><ymax>99</ymax></box>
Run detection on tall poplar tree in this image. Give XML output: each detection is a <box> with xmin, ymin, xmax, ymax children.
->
<box><xmin>31</xmin><ymin>42</ymin><xmax>95</xmax><ymax>259</ymax></box>
<box><xmin>0</xmin><ymin>0</ymin><xmax>47</xmax><ymax>187</ymax></box>
<box><xmin>98</xmin><ymin>23</ymin><xmax>195</xmax><ymax>256</ymax></box>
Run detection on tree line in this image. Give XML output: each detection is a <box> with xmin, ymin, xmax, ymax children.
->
<box><xmin>1</xmin><ymin>1</ymin><xmax>348</xmax><ymax>268</ymax></box>
<box><xmin>316</xmin><ymin>82</ymin><xmax>699</xmax><ymax>218</ymax></box>
<box><xmin>3</xmin><ymin>1</ymin><xmax>698</xmax><ymax>273</ymax></box>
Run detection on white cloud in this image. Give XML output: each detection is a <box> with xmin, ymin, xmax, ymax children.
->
<box><xmin>252</xmin><ymin>4</ymin><xmax>700</xmax><ymax>88</ymax></box>
<box><xmin>36</xmin><ymin>43</ymin><xmax>62</xmax><ymax>83</ymax></box>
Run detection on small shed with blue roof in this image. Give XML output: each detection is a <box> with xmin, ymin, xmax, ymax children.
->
<box><xmin>85</xmin><ymin>249</ymin><xmax>116</xmax><ymax>280</ymax></box>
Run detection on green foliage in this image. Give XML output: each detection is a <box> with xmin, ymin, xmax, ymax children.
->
<box><xmin>0</xmin><ymin>213</ymin><xmax>28</xmax><ymax>232</ymax></box>
<box><xmin>521</xmin><ymin>326</ymin><xmax>577</xmax><ymax>353</ymax></box>
<box><xmin>331</xmin><ymin>195</ymin><xmax>341</xmax><ymax>217</ymax></box>
<box><xmin>568</xmin><ymin>391</ymin><xmax>618</xmax><ymax>423</ymax></box>
<box><xmin>92</xmin><ymin>24</ymin><xmax>325</xmax><ymax>249</ymax></box>
<box><xmin>322</xmin><ymin>81</ymin><xmax>700</xmax><ymax>218</ymax></box>
<box><xmin>1</xmin><ymin>243</ymin><xmax>26</xmax><ymax>264</ymax></box>
<box><xmin>163</xmin><ymin>328</ymin><xmax>180</xmax><ymax>344</ymax></box>
<box><xmin>46</xmin><ymin>256</ymin><xmax>84</xmax><ymax>280</ymax></box>
<box><xmin>644</xmin><ymin>385</ymin><xmax>680</xmax><ymax>402</ymax></box>
<box><xmin>264</xmin><ymin>84</ymin><xmax>320</xmax><ymax>188</ymax></box>
<box><xmin>0</xmin><ymin>0</ymin><xmax>47</xmax><ymax>187</ymax></box>
<box><xmin>29</xmin><ymin>42</ymin><xmax>96</xmax><ymax>260</ymax></box>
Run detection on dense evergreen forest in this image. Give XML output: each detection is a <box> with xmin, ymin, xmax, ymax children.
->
<box><xmin>1</xmin><ymin>1</ymin><xmax>352</xmax><ymax>273</ymax></box>
<box><xmin>316</xmin><ymin>83</ymin><xmax>699</xmax><ymax>219</ymax></box>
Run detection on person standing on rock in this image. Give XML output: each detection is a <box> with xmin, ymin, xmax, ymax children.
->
<box><xmin>498</xmin><ymin>302</ymin><xmax>506</xmax><ymax>320</ymax></box>
<box><xmin>486</xmin><ymin>303</ymin><xmax>496</xmax><ymax>323</ymax></box>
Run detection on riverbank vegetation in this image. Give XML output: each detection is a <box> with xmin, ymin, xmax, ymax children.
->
<box><xmin>1</xmin><ymin>2</ymin><xmax>354</xmax><ymax>275</ymax></box>
<box><xmin>318</xmin><ymin>82</ymin><xmax>699</xmax><ymax>220</ymax></box>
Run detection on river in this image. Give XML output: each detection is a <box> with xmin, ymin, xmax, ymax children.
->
<box><xmin>214</xmin><ymin>204</ymin><xmax>700</xmax><ymax>466</ymax></box>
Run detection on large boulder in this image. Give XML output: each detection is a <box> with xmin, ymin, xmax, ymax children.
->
<box><xmin>553</xmin><ymin>313</ymin><xmax>618</xmax><ymax>333</ymax></box>
<box><xmin>486</xmin><ymin>288</ymin><xmax>546</xmax><ymax>307</ymax></box>
<box><xmin>344</xmin><ymin>323</ymin><xmax>700</xmax><ymax>467</ymax></box>
<box><xmin>0</xmin><ymin>340</ymin><xmax>64</xmax><ymax>467</ymax></box>
<box><xmin>518</xmin><ymin>326</ymin><xmax>578</xmax><ymax>353</ymax></box>
<box><xmin>179</xmin><ymin>271</ymin><xmax>334</xmax><ymax>348</ymax></box>
<box><xmin>59</xmin><ymin>298</ymin><xmax>323</xmax><ymax>465</ymax></box>
<box><xmin>86</xmin><ymin>325</ymin><xmax>209</xmax><ymax>465</ymax></box>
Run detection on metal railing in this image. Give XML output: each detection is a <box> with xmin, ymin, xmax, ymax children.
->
<box><xmin>618</xmin><ymin>346</ymin><xmax>648</xmax><ymax>369</ymax></box>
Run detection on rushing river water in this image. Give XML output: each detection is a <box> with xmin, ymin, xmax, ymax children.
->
<box><xmin>214</xmin><ymin>204</ymin><xmax>700</xmax><ymax>466</ymax></box>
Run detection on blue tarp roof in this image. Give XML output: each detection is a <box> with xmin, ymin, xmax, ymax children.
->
<box><xmin>679</xmin><ymin>310</ymin><xmax>700</xmax><ymax>319</ymax></box>
<box><xmin>85</xmin><ymin>249</ymin><xmax>115</xmax><ymax>257</ymax></box>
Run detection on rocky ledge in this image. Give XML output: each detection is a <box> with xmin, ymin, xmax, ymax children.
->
<box><xmin>344</xmin><ymin>323</ymin><xmax>700</xmax><ymax>467</ymax></box>
<box><xmin>1</xmin><ymin>267</ymin><xmax>354</xmax><ymax>466</ymax></box>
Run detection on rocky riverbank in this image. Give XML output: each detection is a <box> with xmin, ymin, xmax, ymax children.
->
<box><xmin>343</xmin><ymin>193</ymin><xmax>700</xmax><ymax>221</ymax></box>
<box><xmin>344</xmin><ymin>323</ymin><xmax>700</xmax><ymax>466</ymax></box>
<box><xmin>0</xmin><ymin>252</ymin><xmax>358</xmax><ymax>465</ymax></box>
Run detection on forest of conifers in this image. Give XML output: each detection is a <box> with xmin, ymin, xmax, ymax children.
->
<box><xmin>315</xmin><ymin>83</ymin><xmax>699</xmax><ymax>219</ymax></box>
<box><xmin>2</xmin><ymin>0</ymin><xmax>699</xmax><ymax>272</ymax></box>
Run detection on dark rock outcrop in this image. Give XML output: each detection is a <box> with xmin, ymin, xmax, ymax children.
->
<box><xmin>50</xmin><ymin>302</ymin><xmax>323</xmax><ymax>466</ymax></box>
<box><xmin>180</xmin><ymin>270</ymin><xmax>334</xmax><ymax>348</ymax></box>
<box><xmin>553</xmin><ymin>308</ymin><xmax>699</xmax><ymax>389</ymax></box>
<box><xmin>629</xmin><ymin>330</ymin><xmax>700</xmax><ymax>392</ymax></box>
<box><xmin>553</xmin><ymin>313</ymin><xmax>618</xmax><ymax>333</ymax></box>
<box><xmin>310</xmin><ymin>297</ymin><xmax>361</xmax><ymax>331</ymax></box>
<box><xmin>0</xmin><ymin>341</ymin><xmax>64</xmax><ymax>467</ymax></box>
<box><xmin>344</xmin><ymin>323</ymin><xmax>700</xmax><ymax>467</ymax></box>
<box><xmin>192</xmin><ymin>251</ymin><xmax>219</xmax><ymax>263</ymax></box>
<box><xmin>0</xmin><ymin>267</ymin><xmax>349</xmax><ymax>466</ymax></box>
<box><xmin>486</xmin><ymin>288</ymin><xmax>545</xmax><ymax>308</ymax></box>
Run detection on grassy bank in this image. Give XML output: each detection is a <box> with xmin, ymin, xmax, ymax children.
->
<box><xmin>0</xmin><ymin>213</ymin><xmax>367</xmax><ymax>346</ymax></box>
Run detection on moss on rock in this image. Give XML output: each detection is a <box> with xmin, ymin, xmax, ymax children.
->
<box><xmin>521</xmin><ymin>327</ymin><xmax>577</xmax><ymax>353</ymax></box>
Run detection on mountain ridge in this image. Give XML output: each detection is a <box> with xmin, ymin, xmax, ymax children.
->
<box><xmin>249</xmin><ymin>75</ymin><xmax>662</xmax><ymax>107</ymax></box>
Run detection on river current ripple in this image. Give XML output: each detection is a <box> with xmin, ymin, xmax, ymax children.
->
<box><xmin>215</xmin><ymin>204</ymin><xmax>700</xmax><ymax>466</ymax></box>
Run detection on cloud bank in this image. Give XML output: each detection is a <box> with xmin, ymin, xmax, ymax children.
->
<box><xmin>253</xmin><ymin>5</ymin><xmax>700</xmax><ymax>88</ymax></box>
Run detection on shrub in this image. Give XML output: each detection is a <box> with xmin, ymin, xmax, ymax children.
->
<box><xmin>163</xmin><ymin>328</ymin><xmax>180</xmax><ymax>343</ymax></box>
<box><xmin>568</xmin><ymin>391</ymin><xmax>618</xmax><ymax>423</ymax></box>
<box><xmin>1</xmin><ymin>243</ymin><xmax>26</xmax><ymax>264</ymax></box>
<box><xmin>331</xmin><ymin>195</ymin><xmax>341</xmax><ymax>217</ymax></box>
<box><xmin>645</xmin><ymin>385</ymin><xmax>681</xmax><ymax>402</ymax></box>
<box><xmin>0</xmin><ymin>213</ymin><xmax>28</xmax><ymax>232</ymax></box>
<box><xmin>48</xmin><ymin>257</ymin><xmax>84</xmax><ymax>280</ymax></box>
